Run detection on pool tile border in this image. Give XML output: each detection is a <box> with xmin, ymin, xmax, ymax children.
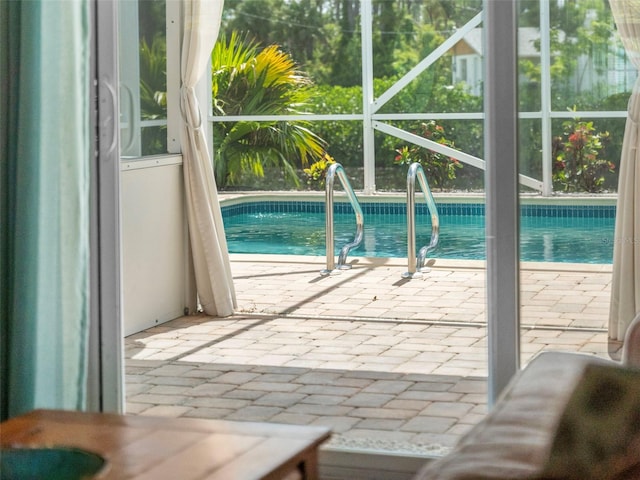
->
<box><xmin>221</xmin><ymin>200</ymin><xmax>615</xmax><ymax>219</ymax></box>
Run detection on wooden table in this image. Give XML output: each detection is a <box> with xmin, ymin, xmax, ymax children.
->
<box><xmin>0</xmin><ymin>409</ymin><xmax>331</xmax><ymax>480</ymax></box>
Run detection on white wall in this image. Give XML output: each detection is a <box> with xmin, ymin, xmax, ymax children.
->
<box><xmin>120</xmin><ymin>156</ymin><xmax>194</xmax><ymax>336</ymax></box>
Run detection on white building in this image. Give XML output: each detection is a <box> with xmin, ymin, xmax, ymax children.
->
<box><xmin>450</xmin><ymin>26</ymin><xmax>636</xmax><ymax>98</ymax></box>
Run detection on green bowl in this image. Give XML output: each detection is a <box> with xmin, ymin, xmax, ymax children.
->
<box><xmin>1</xmin><ymin>446</ymin><xmax>106</xmax><ymax>480</ymax></box>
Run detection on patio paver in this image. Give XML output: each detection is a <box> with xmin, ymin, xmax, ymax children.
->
<box><xmin>125</xmin><ymin>254</ymin><xmax>622</xmax><ymax>456</ymax></box>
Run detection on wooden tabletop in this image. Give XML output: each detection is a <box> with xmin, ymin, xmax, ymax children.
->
<box><xmin>0</xmin><ymin>409</ymin><xmax>331</xmax><ymax>480</ymax></box>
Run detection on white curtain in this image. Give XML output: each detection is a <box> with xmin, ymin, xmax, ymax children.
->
<box><xmin>181</xmin><ymin>0</ymin><xmax>236</xmax><ymax>316</ymax></box>
<box><xmin>609</xmin><ymin>0</ymin><xmax>640</xmax><ymax>341</ymax></box>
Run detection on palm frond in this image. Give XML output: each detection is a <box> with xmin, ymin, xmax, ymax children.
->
<box><xmin>211</xmin><ymin>31</ymin><xmax>327</xmax><ymax>188</ymax></box>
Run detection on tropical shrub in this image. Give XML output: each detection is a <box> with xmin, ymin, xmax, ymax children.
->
<box><xmin>303</xmin><ymin>153</ymin><xmax>336</xmax><ymax>189</ymax></box>
<box><xmin>392</xmin><ymin>121</ymin><xmax>462</xmax><ymax>190</ymax></box>
<box><xmin>211</xmin><ymin>31</ymin><xmax>326</xmax><ymax>189</ymax></box>
<box><xmin>307</xmin><ymin>79</ymin><xmax>483</xmax><ymax>184</ymax></box>
<box><xmin>552</xmin><ymin>116</ymin><xmax>614</xmax><ymax>193</ymax></box>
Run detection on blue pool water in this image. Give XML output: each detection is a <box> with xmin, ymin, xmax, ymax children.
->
<box><xmin>222</xmin><ymin>201</ymin><xmax>615</xmax><ymax>264</ymax></box>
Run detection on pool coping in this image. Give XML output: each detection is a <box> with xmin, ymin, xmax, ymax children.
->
<box><xmin>230</xmin><ymin>253</ymin><xmax>613</xmax><ymax>274</ymax></box>
<box><xmin>219</xmin><ymin>191</ymin><xmax>617</xmax><ymax>207</ymax></box>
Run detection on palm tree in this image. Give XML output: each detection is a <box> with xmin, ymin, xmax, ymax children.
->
<box><xmin>211</xmin><ymin>31</ymin><xmax>326</xmax><ymax>188</ymax></box>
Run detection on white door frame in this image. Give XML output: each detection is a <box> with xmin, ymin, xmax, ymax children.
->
<box><xmin>87</xmin><ymin>0</ymin><xmax>124</xmax><ymax>413</ymax></box>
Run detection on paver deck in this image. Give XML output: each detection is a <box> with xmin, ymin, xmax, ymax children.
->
<box><xmin>125</xmin><ymin>254</ymin><xmax>622</xmax><ymax>456</ymax></box>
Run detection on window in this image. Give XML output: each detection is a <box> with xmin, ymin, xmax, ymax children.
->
<box><xmin>119</xmin><ymin>0</ymin><xmax>167</xmax><ymax>157</ymax></box>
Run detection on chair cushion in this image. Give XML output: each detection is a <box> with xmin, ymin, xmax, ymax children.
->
<box><xmin>541</xmin><ymin>362</ymin><xmax>640</xmax><ymax>480</ymax></box>
<box><xmin>412</xmin><ymin>352</ymin><xmax>640</xmax><ymax>480</ymax></box>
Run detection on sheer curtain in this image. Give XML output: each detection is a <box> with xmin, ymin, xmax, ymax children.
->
<box><xmin>180</xmin><ymin>0</ymin><xmax>236</xmax><ymax>317</ymax></box>
<box><xmin>1</xmin><ymin>0</ymin><xmax>91</xmax><ymax>419</ymax></box>
<box><xmin>609</xmin><ymin>0</ymin><xmax>640</xmax><ymax>341</ymax></box>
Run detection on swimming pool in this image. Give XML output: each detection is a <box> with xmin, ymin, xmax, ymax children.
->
<box><xmin>221</xmin><ymin>200</ymin><xmax>616</xmax><ymax>264</ymax></box>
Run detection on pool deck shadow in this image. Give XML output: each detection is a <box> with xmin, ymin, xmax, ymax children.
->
<box><xmin>125</xmin><ymin>254</ymin><xmax>622</xmax><ymax>457</ymax></box>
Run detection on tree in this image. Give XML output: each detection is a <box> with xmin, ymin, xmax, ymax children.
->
<box><xmin>215</xmin><ymin>0</ymin><xmax>627</xmax><ymax>193</ymax></box>
<box><xmin>139</xmin><ymin>35</ymin><xmax>167</xmax><ymax>155</ymax></box>
<box><xmin>211</xmin><ymin>32</ymin><xmax>327</xmax><ymax>188</ymax></box>
<box><xmin>518</xmin><ymin>0</ymin><xmax>617</xmax><ymax>110</ymax></box>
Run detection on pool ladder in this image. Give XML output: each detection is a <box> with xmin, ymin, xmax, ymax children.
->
<box><xmin>402</xmin><ymin>162</ymin><xmax>440</xmax><ymax>279</ymax></box>
<box><xmin>320</xmin><ymin>163</ymin><xmax>364</xmax><ymax>276</ymax></box>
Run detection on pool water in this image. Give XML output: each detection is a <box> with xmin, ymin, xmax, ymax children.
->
<box><xmin>222</xmin><ymin>202</ymin><xmax>615</xmax><ymax>264</ymax></box>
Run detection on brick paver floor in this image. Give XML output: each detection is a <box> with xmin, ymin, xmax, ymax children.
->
<box><xmin>125</xmin><ymin>255</ymin><xmax>622</xmax><ymax>456</ymax></box>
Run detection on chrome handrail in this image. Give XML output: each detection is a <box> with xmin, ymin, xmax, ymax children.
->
<box><xmin>320</xmin><ymin>163</ymin><xmax>364</xmax><ymax>275</ymax></box>
<box><xmin>402</xmin><ymin>162</ymin><xmax>440</xmax><ymax>278</ymax></box>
